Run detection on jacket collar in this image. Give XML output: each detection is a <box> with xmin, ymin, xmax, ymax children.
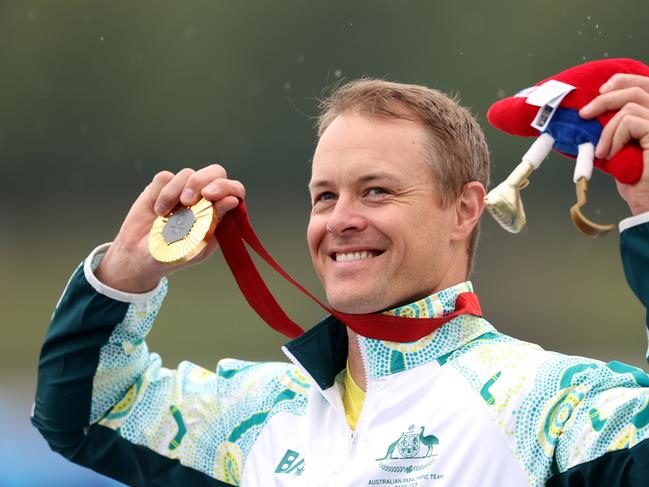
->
<box><xmin>282</xmin><ymin>281</ymin><xmax>495</xmax><ymax>391</ymax></box>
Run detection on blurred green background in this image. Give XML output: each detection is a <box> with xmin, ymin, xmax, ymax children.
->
<box><xmin>2</xmin><ymin>0</ymin><xmax>649</xmax><ymax>484</ymax></box>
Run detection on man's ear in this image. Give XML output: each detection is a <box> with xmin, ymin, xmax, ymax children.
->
<box><xmin>451</xmin><ymin>182</ymin><xmax>486</xmax><ymax>241</ymax></box>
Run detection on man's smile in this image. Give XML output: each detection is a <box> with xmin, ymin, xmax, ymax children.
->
<box><xmin>330</xmin><ymin>249</ymin><xmax>384</xmax><ymax>262</ymax></box>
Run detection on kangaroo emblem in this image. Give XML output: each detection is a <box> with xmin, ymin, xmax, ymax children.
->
<box><xmin>376</xmin><ymin>432</ymin><xmax>405</xmax><ymax>460</ymax></box>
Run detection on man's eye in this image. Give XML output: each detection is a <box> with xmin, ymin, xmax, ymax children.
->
<box><xmin>367</xmin><ymin>187</ymin><xmax>389</xmax><ymax>196</ymax></box>
<box><xmin>315</xmin><ymin>191</ymin><xmax>336</xmax><ymax>203</ymax></box>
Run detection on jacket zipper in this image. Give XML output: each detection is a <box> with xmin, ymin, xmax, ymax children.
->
<box><xmin>347</xmin><ymin>333</ymin><xmax>373</xmax><ymax>454</ymax></box>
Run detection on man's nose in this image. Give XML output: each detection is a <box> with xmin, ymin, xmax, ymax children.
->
<box><xmin>326</xmin><ymin>196</ymin><xmax>368</xmax><ymax>235</ymax></box>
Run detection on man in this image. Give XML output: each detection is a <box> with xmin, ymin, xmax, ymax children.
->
<box><xmin>33</xmin><ymin>75</ymin><xmax>649</xmax><ymax>486</ymax></box>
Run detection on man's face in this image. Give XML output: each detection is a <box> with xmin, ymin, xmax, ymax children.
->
<box><xmin>307</xmin><ymin>111</ymin><xmax>460</xmax><ymax>314</ymax></box>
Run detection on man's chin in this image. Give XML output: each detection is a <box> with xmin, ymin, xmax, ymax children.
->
<box><xmin>326</xmin><ymin>291</ymin><xmax>386</xmax><ymax>315</ymax></box>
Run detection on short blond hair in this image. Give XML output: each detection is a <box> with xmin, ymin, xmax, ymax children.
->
<box><xmin>317</xmin><ymin>78</ymin><xmax>490</xmax><ymax>276</ymax></box>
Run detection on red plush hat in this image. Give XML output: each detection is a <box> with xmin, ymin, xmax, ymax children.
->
<box><xmin>484</xmin><ymin>58</ymin><xmax>649</xmax><ymax>237</ymax></box>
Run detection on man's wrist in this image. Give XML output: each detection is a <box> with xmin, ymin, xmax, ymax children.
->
<box><xmin>84</xmin><ymin>243</ymin><xmax>167</xmax><ymax>304</ymax></box>
<box><xmin>95</xmin><ymin>256</ymin><xmax>162</xmax><ymax>294</ymax></box>
<box><xmin>623</xmin><ymin>189</ymin><xmax>649</xmax><ymax>216</ymax></box>
<box><xmin>629</xmin><ymin>201</ymin><xmax>649</xmax><ymax>216</ymax></box>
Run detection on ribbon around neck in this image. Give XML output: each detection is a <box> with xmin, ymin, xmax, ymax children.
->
<box><xmin>214</xmin><ymin>201</ymin><xmax>483</xmax><ymax>343</ymax></box>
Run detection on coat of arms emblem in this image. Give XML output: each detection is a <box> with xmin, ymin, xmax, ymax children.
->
<box><xmin>397</xmin><ymin>428</ymin><xmax>421</xmax><ymax>458</ymax></box>
<box><xmin>373</xmin><ymin>424</ymin><xmax>442</xmax><ymax>475</ymax></box>
<box><xmin>376</xmin><ymin>424</ymin><xmax>439</xmax><ymax>462</ymax></box>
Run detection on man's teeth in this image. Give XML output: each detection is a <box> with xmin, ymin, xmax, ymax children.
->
<box><xmin>335</xmin><ymin>251</ymin><xmax>376</xmax><ymax>262</ymax></box>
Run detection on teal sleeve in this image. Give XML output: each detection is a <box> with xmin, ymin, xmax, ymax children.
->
<box><xmin>32</xmin><ymin>263</ymin><xmax>131</xmax><ymax>453</ymax></box>
<box><xmin>32</xmin><ymin>263</ymin><xmax>309</xmax><ymax>486</ymax></box>
<box><xmin>620</xmin><ymin>221</ymin><xmax>649</xmax><ymax>352</ymax></box>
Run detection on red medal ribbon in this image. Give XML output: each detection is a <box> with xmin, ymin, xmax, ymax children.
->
<box><xmin>215</xmin><ymin>201</ymin><xmax>483</xmax><ymax>342</ymax></box>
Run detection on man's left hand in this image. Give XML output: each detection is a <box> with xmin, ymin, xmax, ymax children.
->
<box><xmin>580</xmin><ymin>73</ymin><xmax>649</xmax><ymax>216</ymax></box>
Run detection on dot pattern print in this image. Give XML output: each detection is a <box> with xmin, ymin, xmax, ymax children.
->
<box><xmin>358</xmin><ymin>282</ymin><xmax>496</xmax><ymax>381</ymax></box>
<box><xmin>445</xmin><ymin>332</ymin><xmax>649</xmax><ymax>485</ymax></box>
<box><xmin>358</xmin><ymin>281</ymin><xmax>649</xmax><ymax>485</ymax></box>
<box><xmin>85</xmin><ymin>257</ymin><xmax>649</xmax><ymax>487</ymax></box>
<box><xmin>89</xmin><ymin>270</ymin><xmax>309</xmax><ymax>485</ymax></box>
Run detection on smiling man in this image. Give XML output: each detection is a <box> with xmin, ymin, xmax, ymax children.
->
<box><xmin>33</xmin><ymin>77</ymin><xmax>649</xmax><ymax>486</ymax></box>
<box><xmin>308</xmin><ymin>113</ymin><xmax>482</xmax><ymax>315</ymax></box>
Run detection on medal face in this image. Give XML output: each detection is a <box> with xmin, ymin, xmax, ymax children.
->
<box><xmin>148</xmin><ymin>198</ymin><xmax>218</xmax><ymax>264</ymax></box>
<box><xmin>162</xmin><ymin>207</ymin><xmax>196</xmax><ymax>244</ymax></box>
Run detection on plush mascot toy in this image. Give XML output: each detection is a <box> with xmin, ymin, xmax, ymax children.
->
<box><xmin>485</xmin><ymin>58</ymin><xmax>649</xmax><ymax>237</ymax></box>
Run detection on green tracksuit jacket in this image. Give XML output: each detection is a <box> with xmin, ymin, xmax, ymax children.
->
<box><xmin>33</xmin><ymin>220</ymin><xmax>649</xmax><ymax>486</ymax></box>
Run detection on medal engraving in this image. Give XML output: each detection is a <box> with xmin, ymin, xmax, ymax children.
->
<box><xmin>162</xmin><ymin>208</ymin><xmax>196</xmax><ymax>244</ymax></box>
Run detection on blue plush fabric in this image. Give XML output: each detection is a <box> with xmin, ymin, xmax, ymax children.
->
<box><xmin>543</xmin><ymin>107</ymin><xmax>603</xmax><ymax>157</ymax></box>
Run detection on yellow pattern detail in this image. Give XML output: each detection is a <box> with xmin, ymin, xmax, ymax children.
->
<box><xmin>214</xmin><ymin>442</ymin><xmax>243</xmax><ymax>485</ymax></box>
<box><xmin>384</xmin><ymin>334</ymin><xmax>434</xmax><ymax>353</ymax></box>
<box><xmin>111</xmin><ymin>382</ymin><xmax>138</xmax><ymax>415</ymax></box>
<box><xmin>611</xmin><ymin>424</ymin><xmax>638</xmax><ymax>449</ymax></box>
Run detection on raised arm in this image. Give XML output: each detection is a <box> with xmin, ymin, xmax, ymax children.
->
<box><xmin>581</xmin><ymin>72</ymin><xmax>649</xmax><ymax>357</ymax></box>
<box><xmin>543</xmin><ymin>72</ymin><xmax>649</xmax><ymax>486</ymax></box>
<box><xmin>31</xmin><ymin>166</ymin><xmax>304</xmax><ymax>485</ymax></box>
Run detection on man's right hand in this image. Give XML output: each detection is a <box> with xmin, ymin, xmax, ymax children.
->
<box><xmin>95</xmin><ymin>164</ymin><xmax>245</xmax><ymax>293</ymax></box>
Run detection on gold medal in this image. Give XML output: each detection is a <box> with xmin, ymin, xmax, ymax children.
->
<box><xmin>148</xmin><ymin>197</ymin><xmax>218</xmax><ymax>264</ymax></box>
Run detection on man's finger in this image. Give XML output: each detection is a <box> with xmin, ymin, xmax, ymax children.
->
<box><xmin>600</xmin><ymin>73</ymin><xmax>649</xmax><ymax>94</ymax></box>
<box><xmin>180</xmin><ymin>164</ymin><xmax>228</xmax><ymax>206</ymax></box>
<box><xmin>608</xmin><ymin>115</ymin><xmax>649</xmax><ymax>158</ymax></box>
<box><xmin>596</xmin><ymin>103</ymin><xmax>649</xmax><ymax>158</ymax></box>
<box><xmin>580</xmin><ymin>87</ymin><xmax>649</xmax><ymax>119</ymax></box>
<box><xmin>154</xmin><ymin>168</ymin><xmax>195</xmax><ymax>216</ymax></box>
<box><xmin>213</xmin><ymin>195</ymin><xmax>241</xmax><ymax>218</ymax></box>
<box><xmin>146</xmin><ymin>171</ymin><xmax>175</xmax><ymax>208</ymax></box>
<box><xmin>201</xmin><ymin>178</ymin><xmax>246</xmax><ymax>202</ymax></box>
